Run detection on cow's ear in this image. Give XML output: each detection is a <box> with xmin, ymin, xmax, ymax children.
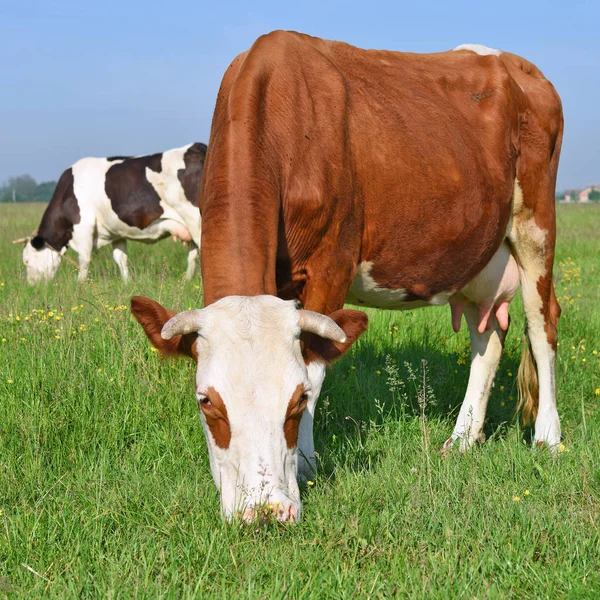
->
<box><xmin>130</xmin><ymin>296</ymin><xmax>197</xmax><ymax>360</ymax></box>
<box><xmin>304</xmin><ymin>309</ymin><xmax>368</xmax><ymax>364</ymax></box>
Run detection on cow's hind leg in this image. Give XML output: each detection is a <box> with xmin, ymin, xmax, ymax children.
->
<box><xmin>185</xmin><ymin>242</ymin><xmax>199</xmax><ymax>280</ymax></box>
<box><xmin>112</xmin><ymin>240</ymin><xmax>129</xmax><ymax>282</ymax></box>
<box><xmin>444</xmin><ymin>305</ymin><xmax>508</xmax><ymax>452</ymax></box>
<box><xmin>510</xmin><ymin>202</ymin><xmax>561</xmax><ymax>448</ymax></box>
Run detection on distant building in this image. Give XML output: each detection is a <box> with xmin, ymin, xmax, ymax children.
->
<box><xmin>559</xmin><ymin>185</ymin><xmax>600</xmax><ymax>203</ymax></box>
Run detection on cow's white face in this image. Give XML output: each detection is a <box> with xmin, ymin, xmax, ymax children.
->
<box><xmin>131</xmin><ymin>295</ymin><xmax>367</xmax><ymax>523</ymax></box>
<box><xmin>23</xmin><ymin>241</ymin><xmax>63</xmax><ymax>284</ymax></box>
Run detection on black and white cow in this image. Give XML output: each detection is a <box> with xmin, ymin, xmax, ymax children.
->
<box><xmin>20</xmin><ymin>143</ymin><xmax>206</xmax><ymax>283</ymax></box>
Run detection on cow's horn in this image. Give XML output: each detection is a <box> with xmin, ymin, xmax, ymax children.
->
<box><xmin>13</xmin><ymin>236</ymin><xmax>31</xmax><ymax>244</ymax></box>
<box><xmin>298</xmin><ymin>310</ymin><xmax>347</xmax><ymax>343</ymax></box>
<box><xmin>161</xmin><ymin>310</ymin><xmax>205</xmax><ymax>339</ymax></box>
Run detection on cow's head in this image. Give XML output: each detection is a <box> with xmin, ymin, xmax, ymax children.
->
<box><xmin>21</xmin><ymin>237</ymin><xmax>64</xmax><ymax>284</ymax></box>
<box><xmin>131</xmin><ymin>295</ymin><xmax>367</xmax><ymax>522</ymax></box>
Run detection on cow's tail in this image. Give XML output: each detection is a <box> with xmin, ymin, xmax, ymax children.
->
<box><xmin>516</xmin><ymin>324</ymin><xmax>539</xmax><ymax>426</ymax></box>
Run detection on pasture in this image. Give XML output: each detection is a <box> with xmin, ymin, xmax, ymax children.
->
<box><xmin>1</xmin><ymin>202</ymin><xmax>599</xmax><ymax>598</ymax></box>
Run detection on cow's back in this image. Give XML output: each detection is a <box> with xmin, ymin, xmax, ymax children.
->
<box><xmin>200</xmin><ymin>31</ymin><xmax>556</xmax><ymax>306</ymax></box>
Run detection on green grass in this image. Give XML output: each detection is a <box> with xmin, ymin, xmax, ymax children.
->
<box><xmin>1</xmin><ymin>203</ymin><xmax>599</xmax><ymax>598</ymax></box>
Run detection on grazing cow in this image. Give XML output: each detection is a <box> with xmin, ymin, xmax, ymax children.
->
<box><xmin>19</xmin><ymin>143</ymin><xmax>206</xmax><ymax>283</ymax></box>
<box><xmin>131</xmin><ymin>32</ymin><xmax>563</xmax><ymax>522</ymax></box>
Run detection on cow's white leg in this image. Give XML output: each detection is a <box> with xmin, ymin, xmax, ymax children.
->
<box><xmin>510</xmin><ymin>213</ymin><xmax>561</xmax><ymax>448</ymax></box>
<box><xmin>520</xmin><ymin>272</ymin><xmax>560</xmax><ymax>447</ymax></box>
<box><xmin>444</xmin><ymin>304</ymin><xmax>505</xmax><ymax>452</ymax></box>
<box><xmin>74</xmin><ymin>228</ymin><xmax>94</xmax><ymax>282</ymax></box>
<box><xmin>112</xmin><ymin>240</ymin><xmax>129</xmax><ymax>282</ymax></box>
<box><xmin>185</xmin><ymin>243</ymin><xmax>199</xmax><ymax>280</ymax></box>
<box><xmin>298</xmin><ymin>360</ymin><xmax>327</xmax><ymax>479</ymax></box>
<box><xmin>508</xmin><ymin>182</ymin><xmax>561</xmax><ymax>448</ymax></box>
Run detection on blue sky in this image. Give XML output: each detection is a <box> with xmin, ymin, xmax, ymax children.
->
<box><xmin>1</xmin><ymin>0</ymin><xmax>598</xmax><ymax>191</ymax></box>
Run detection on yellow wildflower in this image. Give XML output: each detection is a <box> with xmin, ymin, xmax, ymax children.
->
<box><xmin>15</xmin><ymin>316</ymin><xmax>20</xmax><ymax>322</ymax></box>
<box><xmin>595</xmin><ymin>389</ymin><xmax>600</xmax><ymax>396</ymax></box>
<box><xmin>7</xmin><ymin>379</ymin><xmax>13</xmax><ymax>384</ymax></box>
<box><xmin>513</xmin><ymin>496</ymin><xmax>520</xmax><ymax>502</ymax></box>
<box><xmin>524</xmin><ymin>490</ymin><xmax>530</xmax><ymax>496</ymax></box>
<box><xmin>593</xmin><ymin>350</ymin><xmax>598</xmax><ymax>355</ymax></box>
<box><xmin>307</xmin><ymin>481</ymin><xmax>314</xmax><ymax>486</ymax></box>
<box><xmin>1</xmin><ymin>338</ymin><xmax>6</xmax><ymax>343</ymax></box>
<box><xmin>500</xmin><ymin>385</ymin><xmax>505</xmax><ymax>391</ymax></box>
<box><xmin>376</xmin><ymin>370</ymin><xmax>381</xmax><ymax>375</ymax></box>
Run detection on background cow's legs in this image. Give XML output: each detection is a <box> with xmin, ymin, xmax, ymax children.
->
<box><xmin>75</xmin><ymin>228</ymin><xmax>94</xmax><ymax>282</ymax></box>
<box><xmin>112</xmin><ymin>240</ymin><xmax>129</xmax><ymax>282</ymax></box>
<box><xmin>185</xmin><ymin>242</ymin><xmax>198</xmax><ymax>281</ymax></box>
<box><xmin>444</xmin><ymin>304</ymin><xmax>506</xmax><ymax>452</ymax></box>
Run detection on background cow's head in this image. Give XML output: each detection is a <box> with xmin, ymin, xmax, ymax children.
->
<box><xmin>131</xmin><ymin>295</ymin><xmax>367</xmax><ymax>522</ymax></box>
<box><xmin>19</xmin><ymin>236</ymin><xmax>64</xmax><ymax>284</ymax></box>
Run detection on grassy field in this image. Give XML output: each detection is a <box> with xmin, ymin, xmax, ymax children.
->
<box><xmin>1</xmin><ymin>203</ymin><xmax>599</xmax><ymax>598</ymax></box>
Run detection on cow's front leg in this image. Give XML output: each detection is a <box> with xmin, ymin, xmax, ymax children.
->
<box><xmin>185</xmin><ymin>243</ymin><xmax>199</xmax><ymax>280</ymax></box>
<box><xmin>298</xmin><ymin>360</ymin><xmax>327</xmax><ymax>479</ymax></box>
<box><xmin>296</xmin><ymin>259</ymin><xmax>365</xmax><ymax>477</ymax></box>
<box><xmin>444</xmin><ymin>304</ymin><xmax>507</xmax><ymax>453</ymax></box>
<box><xmin>76</xmin><ymin>235</ymin><xmax>93</xmax><ymax>282</ymax></box>
<box><xmin>112</xmin><ymin>240</ymin><xmax>129</xmax><ymax>281</ymax></box>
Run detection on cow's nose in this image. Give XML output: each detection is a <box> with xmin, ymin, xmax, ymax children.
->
<box><xmin>241</xmin><ymin>501</ymin><xmax>299</xmax><ymax>523</ymax></box>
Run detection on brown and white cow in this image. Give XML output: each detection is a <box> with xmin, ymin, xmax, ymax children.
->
<box><xmin>19</xmin><ymin>143</ymin><xmax>206</xmax><ymax>283</ymax></box>
<box><xmin>131</xmin><ymin>33</ymin><xmax>563</xmax><ymax>522</ymax></box>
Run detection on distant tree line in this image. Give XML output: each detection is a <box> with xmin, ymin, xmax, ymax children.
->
<box><xmin>0</xmin><ymin>175</ymin><xmax>56</xmax><ymax>203</ymax></box>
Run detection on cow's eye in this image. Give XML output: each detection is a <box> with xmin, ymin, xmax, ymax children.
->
<box><xmin>299</xmin><ymin>393</ymin><xmax>309</xmax><ymax>407</ymax></box>
<box><xmin>197</xmin><ymin>394</ymin><xmax>211</xmax><ymax>407</ymax></box>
